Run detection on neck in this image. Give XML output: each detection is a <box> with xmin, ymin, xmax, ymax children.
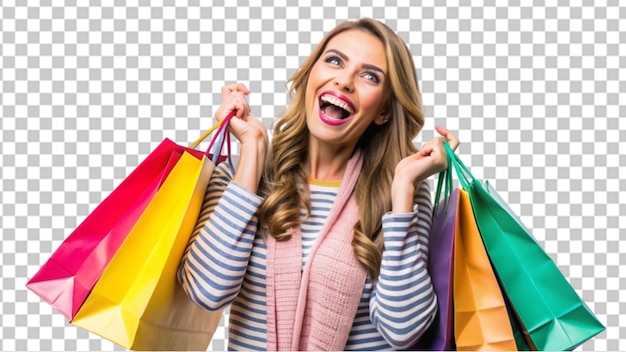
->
<box><xmin>306</xmin><ymin>143</ymin><xmax>354</xmax><ymax>181</ymax></box>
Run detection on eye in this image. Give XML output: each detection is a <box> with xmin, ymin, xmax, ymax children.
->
<box><xmin>363</xmin><ymin>71</ymin><xmax>380</xmax><ymax>84</ymax></box>
<box><xmin>325</xmin><ymin>55</ymin><xmax>342</xmax><ymax>66</ymax></box>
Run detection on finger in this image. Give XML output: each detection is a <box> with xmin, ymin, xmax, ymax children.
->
<box><xmin>419</xmin><ymin>144</ymin><xmax>434</xmax><ymax>157</ymax></box>
<box><xmin>232</xmin><ymin>102</ymin><xmax>246</xmax><ymax>119</ymax></box>
<box><xmin>221</xmin><ymin>85</ymin><xmax>237</xmax><ymax>96</ymax></box>
<box><xmin>216</xmin><ymin>102</ymin><xmax>243</xmax><ymax>120</ymax></box>
<box><xmin>233</xmin><ymin>96</ymin><xmax>250</xmax><ymax>119</ymax></box>
<box><xmin>239</xmin><ymin>95</ymin><xmax>251</xmax><ymax>119</ymax></box>
<box><xmin>222</xmin><ymin>83</ymin><xmax>250</xmax><ymax>96</ymax></box>
<box><xmin>215</xmin><ymin>108</ymin><xmax>232</xmax><ymax>121</ymax></box>
<box><xmin>220</xmin><ymin>94</ymin><xmax>247</xmax><ymax>117</ymax></box>
<box><xmin>435</xmin><ymin>125</ymin><xmax>460</xmax><ymax>151</ymax></box>
<box><xmin>234</xmin><ymin>83</ymin><xmax>250</xmax><ymax>94</ymax></box>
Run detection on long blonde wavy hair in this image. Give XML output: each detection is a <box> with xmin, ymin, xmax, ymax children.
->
<box><xmin>258</xmin><ymin>18</ymin><xmax>424</xmax><ymax>281</ymax></box>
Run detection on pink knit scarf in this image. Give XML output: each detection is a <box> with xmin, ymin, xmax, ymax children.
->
<box><xmin>265</xmin><ymin>152</ymin><xmax>367</xmax><ymax>351</ymax></box>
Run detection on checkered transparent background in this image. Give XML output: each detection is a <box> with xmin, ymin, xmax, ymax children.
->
<box><xmin>1</xmin><ymin>1</ymin><xmax>624</xmax><ymax>351</ymax></box>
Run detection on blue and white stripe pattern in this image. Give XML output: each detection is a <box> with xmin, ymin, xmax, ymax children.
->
<box><xmin>301</xmin><ymin>181</ymin><xmax>340</xmax><ymax>267</ymax></box>
<box><xmin>178</xmin><ymin>161</ymin><xmax>437</xmax><ymax>350</ymax></box>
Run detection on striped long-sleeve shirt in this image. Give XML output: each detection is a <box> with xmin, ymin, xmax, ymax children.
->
<box><xmin>178</xmin><ymin>161</ymin><xmax>437</xmax><ymax>351</ymax></box>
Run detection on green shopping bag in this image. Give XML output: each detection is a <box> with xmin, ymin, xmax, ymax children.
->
<box><xmin>443</xmin><ymin>143</ymin><xmax>605</xmax><ymax>351</ymax></box>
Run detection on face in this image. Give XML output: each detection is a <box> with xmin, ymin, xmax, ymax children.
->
<box><xmin>304</xmin><ymin>29</ymin><xmax>389</xmax><ymax>151</ymax></box>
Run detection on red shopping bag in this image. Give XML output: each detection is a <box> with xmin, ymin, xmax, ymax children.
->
<box><xmin>27</xmin><ymin>114</ymin><xmax>233</xmax><ymax>319</ymax></box>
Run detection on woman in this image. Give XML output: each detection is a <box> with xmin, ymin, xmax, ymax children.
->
<box><xmin>179</xmin><ymin>18</ymin><xmax>459</xmax><ymax>350</ymax></box>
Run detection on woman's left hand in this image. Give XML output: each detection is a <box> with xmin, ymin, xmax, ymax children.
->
<box><xmin>391</xmin><ymin>126</ymin><xmax>460</xmax><ymax>213</ymax></box>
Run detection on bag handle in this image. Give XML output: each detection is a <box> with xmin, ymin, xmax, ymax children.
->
<box><xmin>443</xmin><ymin>142</ymin><xmax>477</xmax><ymax>190</ymax></box>
<box><xmin>187</xmin><ymin>111</ymin><xmax>237</xmax><ymax>164</ymax></box>
<box><xmin>433</xmin><ymin>148</ymin><xmax>453</xmax><ymax>213</ymax></box>
<box><xmin>188</xmin><ymin>119</ymin><xmax>223</xmax><ymax>150</ymax></box>
<box><xmin>434</xmin><ymin>142</ymin><xmax>481</xmax><ymax>213</ymax></box>
<box><xmin>208</xmin><ymin>113</ymin><xmax>235</xmax><ymax>165</ymax></box>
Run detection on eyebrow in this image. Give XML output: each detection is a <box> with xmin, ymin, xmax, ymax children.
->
<box><xmin>324</xmin><ymin>48</ymin><xmax>387</xmax><ymax>78</ymax></box>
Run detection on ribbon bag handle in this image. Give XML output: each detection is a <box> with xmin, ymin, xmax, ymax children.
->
<box><xmin>208</xmin><ymin>115</ymin><xmax>234</xmax><ymax>165</ymax></box>
<box><xmin>433</xmin><ymin>148</ymin><xmax>453</xmax><ymax>213</ymax></box>
<box><xmin>188</xmin><ymin>111</ymin><xmax>237</xmax><ymax>165</ymax></box>
<box><xmin>188</xmin><ymin>119</ymin><xmax>223</xmax><ymax>150</ymax></box>
<box><xmin>434</xmin><ymin>141</ymin><xmax>479</xmax><ymax>214</ymax></box>
<box><xmin>443</xmin><ymin>142</ymin><xmax>477</xmax><ymax>190</ymax></box>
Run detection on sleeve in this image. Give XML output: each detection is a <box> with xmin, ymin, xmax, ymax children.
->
<box><xmin>369</xmin><ymin>179</ymin><xmax>438</xmax><ymax>349</ymax></box>
<box><xmin>177</xmin><ymin>161</ymin><xmax>264</xmax><ymax>311</ymax></box>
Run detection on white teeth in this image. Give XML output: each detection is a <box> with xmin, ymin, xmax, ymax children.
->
<box><xmin>320</xmin><ymin>95</ymin><xmax>354</xmax><ymax>114</ymax></box>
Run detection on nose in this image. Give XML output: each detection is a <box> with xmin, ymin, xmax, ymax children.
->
<box><xmin>334</xmin><ymin>74</ymin><xmax>354</xmax><ymax>92</ymax></box>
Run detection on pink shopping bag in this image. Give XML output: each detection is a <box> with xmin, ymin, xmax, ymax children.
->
<box><xmin>27</xmin><ymin>114</ymin><xmax>233</xmax><ymax>319</ymax></box>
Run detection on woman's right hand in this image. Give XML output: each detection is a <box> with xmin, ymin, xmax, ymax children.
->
<box><xmin>215</xmin><ymin>83</ymin><xmax>268</xmax><ymax>193</ymax></box>
<box><xmin>215</xmin><ymin>83</ymin><xmax>268</xmax><ymax>147</ymax></box>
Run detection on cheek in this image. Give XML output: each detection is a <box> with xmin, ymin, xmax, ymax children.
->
<box><xmin>307</xmin><ymin>64</ymin><xmax>324</xmax><ymax>87</ymax></box>
<box><xmin>305</xmin><ymin>65</ymin><xmax>325</xmax><ymax>107</ymax></box>
<box><xmin>361</xmin><ymin>90</ymin><xmax>385</xmax><ymax>112</ymax></box>
<box><xmin>304</xmin><ymin>81</ymin><xmax>316</xmax><ymax>112</ymax></box>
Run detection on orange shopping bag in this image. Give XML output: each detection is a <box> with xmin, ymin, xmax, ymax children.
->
<box><xmin>453</xmin><ymin>189</ymin><xmax>517</xmax><ymax>350</ymax></box>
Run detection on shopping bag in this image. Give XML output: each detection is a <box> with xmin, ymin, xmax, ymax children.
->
<box><xmin>505</xmin><ymin>294</ymin><xmax>532</xmax><ymax>351</ymax></box>
<box><xmin>453</xmin><ymin>188</ymin><xmax>517</xmax><ymax>350</ymax></box>
<box><xmin>444</xmin><ymin>142</ymin><xmax>605</xmax><ymax>350</ymax></box>
<box><xmin>26</xmin><ymin>119</ymin><xmax>225</xmax><ymax>320</ymax></box>
<box><xmin>413</xmin><ymin>162</ymin><xmax>456</xmax><ymax>350</ymax></box>
<box><xmin>71</xmin><ymin>114</ymin><xmax>235</xmax><ymax>350</ymax></box>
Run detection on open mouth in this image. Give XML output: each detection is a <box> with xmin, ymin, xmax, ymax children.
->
<box><xmin>319</xmin><ymin>94</ymin><xmax>355</xmax><ymax>121</ymax></box>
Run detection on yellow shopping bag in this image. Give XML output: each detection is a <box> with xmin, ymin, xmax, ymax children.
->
<box><xmin>72</xmin><ymin>151</ymin><xmax>222</xmax><ymax>350</ymax></box>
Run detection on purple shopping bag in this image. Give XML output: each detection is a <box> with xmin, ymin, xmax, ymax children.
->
<box><xmin>413</xmin><ymin>188</ymin><xmax>458</xmax><ymax>350</ymax></box>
